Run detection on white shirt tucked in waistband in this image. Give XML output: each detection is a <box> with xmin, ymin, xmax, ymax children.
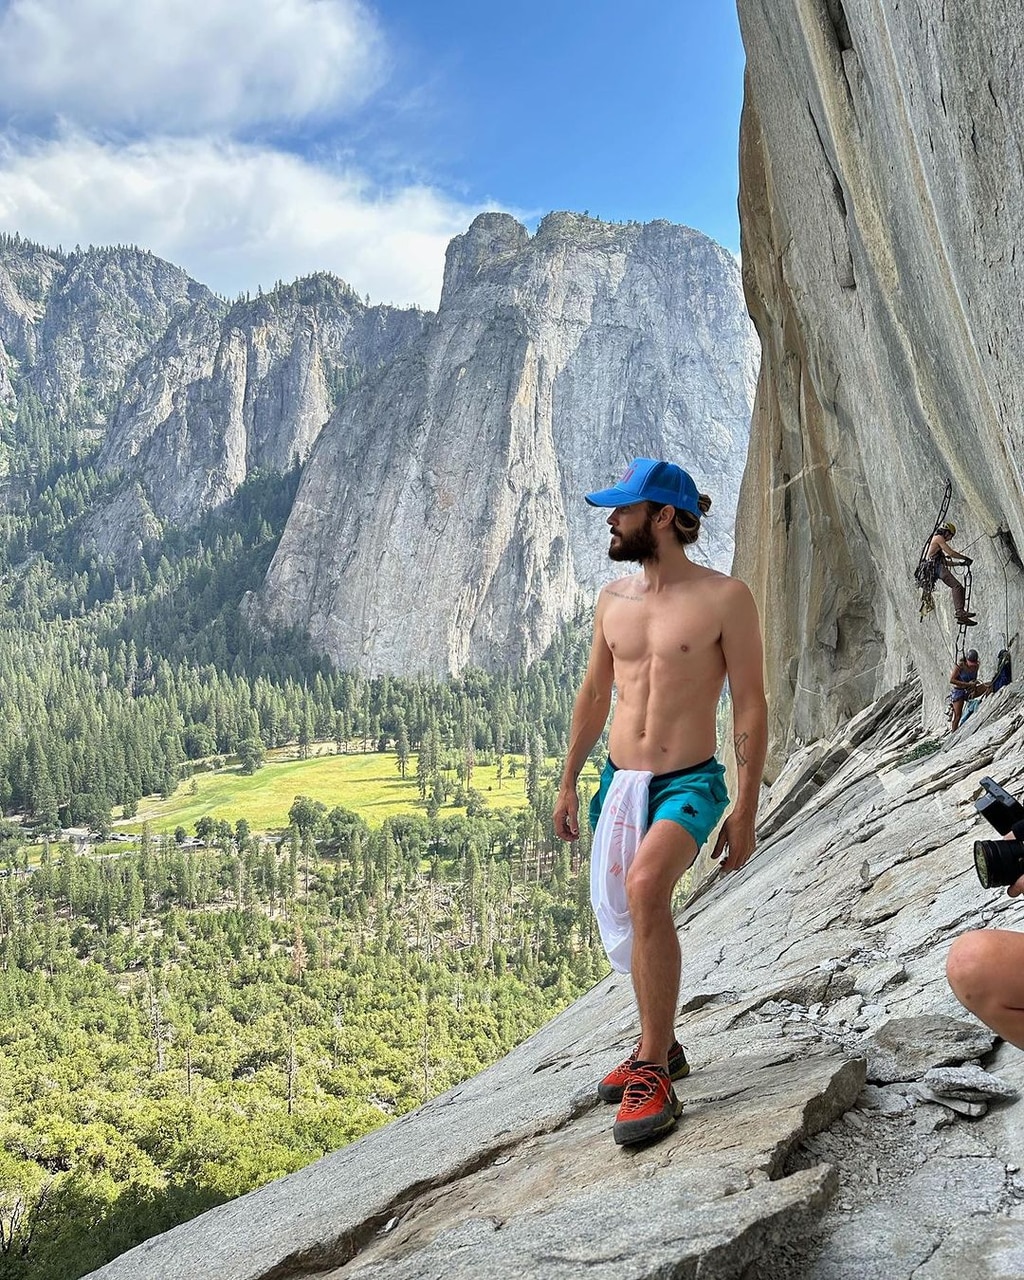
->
<box><xmin>590</xmin><ymin>768</ymin><xmax>652</xmax><ymax>973</ymax></box>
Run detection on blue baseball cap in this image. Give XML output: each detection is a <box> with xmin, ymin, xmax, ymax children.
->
<box><xmin>585</xmin><ymin>457</ymin><xmax>701</xmax><ymax>516</ymax></box>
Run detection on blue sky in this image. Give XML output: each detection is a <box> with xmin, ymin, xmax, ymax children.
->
<box><xmin>0</xmin><ymin>0</ymin><xmax>745</xmax><ymax>308</ymax></box>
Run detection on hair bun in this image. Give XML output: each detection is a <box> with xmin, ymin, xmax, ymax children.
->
<box><xmin>697</xmin><ymin>493</ymin><xmax>712</xmax><ymax>516</ymax></box>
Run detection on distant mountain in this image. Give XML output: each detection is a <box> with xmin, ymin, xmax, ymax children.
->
<box><xmin>0</xmin><ymin>234</ymin><xmax>430</xmax><ymax>563</ymax></box>
<box><xmin>95</xmin><ymin>274</ymin><xmax>430</xmax><ymax>533</ymax></box>
<box><xmin>0</xmin><ymin>234</ymin><xmax>216</xmax><ymax>422</ymax></box>
<box><xmin>0</xmin><ymin>215</ymin><xmax>758</xmax><ymax>676</ymax></box>
<box><xmin>255</xmin><ymin>212</ymin><xmax>759</xmax><ymax>675</ymax></box>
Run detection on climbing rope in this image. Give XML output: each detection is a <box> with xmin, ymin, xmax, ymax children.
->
<box><xmin>794</xmin><ymin>658</ymin><xmax>887</xmax><ymax>698</ymax></box>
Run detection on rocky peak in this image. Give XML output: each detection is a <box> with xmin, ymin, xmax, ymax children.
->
<box><xmin>256</xmin><ymin>212</ymin><xmax>758</xmax><ymax>676</ymax></box>
<box><xmin>90</xmin><ymin>267</ymin><xmax>431</xmax><ymax>534</ymax></box>
<box><xmin>0</xmin><ymin>236</ymin><xmax>216</xmax><ymax>421</ymax></box>
<box><xmin>440</xmin><ymin>212</ymin><xmax>530</xmax><ymax>306</ymax></box>
<box><xmin>0</xmin><ymin>237</ymin><xmax>66</xmax><ymax>394</ymax></box>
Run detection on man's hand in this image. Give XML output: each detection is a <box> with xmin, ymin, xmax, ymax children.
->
<box><xmin>553</xmin><ymin>788</ymin><xmax>580</xmax><ymax>842</ymax></box>
<box><xmin>1008</xmin><ymin>874</ymin><xmax>1024</xmax><ymax>898</ymax></box>
<box><xmin>711</xmin><ymin>809</ymin><xmax>757</xmax><ymax>872</ymax></box>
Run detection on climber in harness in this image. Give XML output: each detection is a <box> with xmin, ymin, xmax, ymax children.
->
<box><xmin>942</xmin><ymin>650</ymin><xmax>983</xmax><ymax>732</ymax></box>
<box><xmin>924</xmin><ymin>522</ymin><xmax>976</xmax><ymax>626</ymax></box>
<box><xmin>948</xmin><ymin>649</ymin><xmax>987</xmax><ymax>731</ymax></box>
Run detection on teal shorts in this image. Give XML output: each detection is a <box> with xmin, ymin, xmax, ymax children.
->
<box><xmin>589</xmin><ymin>756</ymin><xmax>729</xmax><ymax>850</ymax></box>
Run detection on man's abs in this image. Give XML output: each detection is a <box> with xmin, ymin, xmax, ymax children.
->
<box><xmin>600</xmin><ymin>570</ymin><xmax>729</xmax><ymax>771</ymax></box>
<box><xmin>607</xmin><ymin>679</ymin><xmax>722</xmax><ymax>773</ymax></box>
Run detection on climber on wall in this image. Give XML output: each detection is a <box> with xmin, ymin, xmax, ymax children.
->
<box><xmin>925</xmin><ymin>522</ymin><xmax>976</xmax><ymax>626</ymax></box>
<box><xmin>948</xmin><ymin>649</ymin><xmax>988</xmax><ymax>731</ymax></box>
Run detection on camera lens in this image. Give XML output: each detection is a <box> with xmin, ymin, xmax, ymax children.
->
<box><xmin>974</xmin><ymin>839</ymin><xmax>1024</xmax><ymax>888</ymax></box>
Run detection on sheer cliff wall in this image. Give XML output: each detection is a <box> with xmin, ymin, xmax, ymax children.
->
<box><xmin>256</xmin><ymin>212</ymin><xmax>757</xmax><ymax>676</ymax></box>
<box><xmin>735</xmin><ymin>0</ymin><xmax>1024</xmax><ymax>775</ymax></box>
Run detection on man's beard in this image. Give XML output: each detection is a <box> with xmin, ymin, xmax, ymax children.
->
<box><xmin>608</xmin><ymin>515</ymin><xmax>658</xmax><ymax>563</ymax></box>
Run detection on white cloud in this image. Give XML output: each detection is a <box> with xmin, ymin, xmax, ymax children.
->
<box><xmin>0</xmin><ymin>0</ymin><xmax>385</xmax><ymax>133</ymax></box>
<box><xmin>0</xmin><ymin>134</ymin><xmax>495</xmax><ymax>308</ymax></box>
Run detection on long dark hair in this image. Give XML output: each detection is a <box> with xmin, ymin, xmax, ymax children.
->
<box><xmin>646</xmin><ymin>495</ymin><xmax>712</xmax><ymax>546</ymax></box>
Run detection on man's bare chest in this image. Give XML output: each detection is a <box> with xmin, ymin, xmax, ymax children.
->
<box><xmin>602</xmin><ymin>594</ymin><xmax>720</xmax><ymax>664</ymax></box>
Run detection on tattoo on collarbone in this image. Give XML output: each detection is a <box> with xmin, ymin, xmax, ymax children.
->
<box><xmin>734</xmin><ymin>732</ymin><xmax>749</xmax><ymax>767</ymax></box>
<box><xmin>606</xmin><ymin>588</ymin><xmax>643</xmax><ymax>601</ymax></box>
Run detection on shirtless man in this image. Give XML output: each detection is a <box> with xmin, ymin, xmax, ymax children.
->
<box><xmin>553</xmin><ymin>457</ymin><xmax>767</xmax><ymax>1145</ymax></box>
<box><xmin>926</xmin><ymin>522</ymin><xmax>975</xmax><ymax>625</ymax></box>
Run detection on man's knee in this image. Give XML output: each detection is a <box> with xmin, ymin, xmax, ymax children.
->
<box><xmin>947</xmin><ymin>930</ymin><xmax>999</xmax><ymax>1007</ymax></box>
<box><xmin>625</xmin><ymin>863</ymin><xmax>670</xmax><ymax>924</ymax></box>
<box><xmin>625</xmin><ymin>823</ymin><xmax>697</xmax><ymax>921</ymax></box>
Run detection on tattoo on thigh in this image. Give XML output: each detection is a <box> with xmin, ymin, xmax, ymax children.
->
<box><xmin>734</xmin><ymin>732</ymin><xmax>749</xmax><ymax>767</ymax></box>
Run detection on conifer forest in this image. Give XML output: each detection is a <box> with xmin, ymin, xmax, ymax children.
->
<box><xmin>0</xmin><ymin>387</ymin><xmax>607</xmax><ymax>1277</ymax></box>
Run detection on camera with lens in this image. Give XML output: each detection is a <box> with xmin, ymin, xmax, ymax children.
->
<box><xmin>974</xmin><ymin>777</ymin><xmax>1024</xmax><ymax>887</ymax></box>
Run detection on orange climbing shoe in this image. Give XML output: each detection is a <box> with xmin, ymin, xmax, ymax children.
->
<box><xmin>612</xmin><ymin>1064</ymin><xmax>683</xmax><ymax>1145</ymax></box>
<box><xmin>598</xmin><ymin>1039</ymin><xmax>689</xmax><ymax>1103</ymax></box>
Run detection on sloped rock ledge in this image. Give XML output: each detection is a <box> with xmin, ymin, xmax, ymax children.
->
<box><xmin>316</xmin><ymin>1054</ymin><xmax>862</xmax><ymax>1280</ymax></box>
<box><xmin>87</xmin><ymin>678</ymin><xmax>1024</xmax><ymax>1279</ymax></box>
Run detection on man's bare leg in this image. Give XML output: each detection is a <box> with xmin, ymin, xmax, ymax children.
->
<box><xmin>625</xmin><ymin>819</ymin><xmax>699</xmax><ymax>1067</ymax></box>
<box><xmin>947</xmin><ymin>929</ymin><xmax>1024</xmax><ymax>1048</ymax></box>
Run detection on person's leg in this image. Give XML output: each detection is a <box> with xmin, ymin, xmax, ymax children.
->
<box><xmin>947</xmin><ymin>929</ymin><xmax>1024</xmax><ymax>1047</ymax></box>
<box><xmin>939</xmin><ymin>565</ymin><xmax>968</xmax><ymax>615</ymax></box>
<box><xmin>625</xmin><ymin>819</ymin><xmax>699</xmax><ymax>1068</ymax></box>
<box><xmin>950</xmin><ymin>696</ymin><xmax>964</xmax><ymax>730</ymax></box>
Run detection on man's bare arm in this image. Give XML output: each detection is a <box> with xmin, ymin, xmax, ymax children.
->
<box><xmin>712</xmin><ymin>580</ymin><xmax>767</xmax><ymax>871</ymax></box>
<box><xmin>932</xmin><ymin>534</ymin><xmax>970</xmax><ymax>565</ymax></box>
<box><xmin>554</xmin><ymin>594</ymin><xmax>614</xmax><ymax>841</ymax></box>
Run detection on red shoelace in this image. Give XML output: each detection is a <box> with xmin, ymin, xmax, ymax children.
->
<box><xmin>617</xmin><ymin>1064</ymin><xmax>671</xmax><ymax>1116</ymax></box>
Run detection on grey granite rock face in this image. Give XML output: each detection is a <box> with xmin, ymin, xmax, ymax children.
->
<box><xmin>76</xmin><ymin>482</ymin><xmax>163</xmax><ymax>569</ymax></box>
<box><xmin>96</xmin><ymin>275</ymin><xmax>430</xmax><ymax>525</ymax></box>
<box><xmin>0</xmin><ymin>238</ymin><xmax>214</xmax><ymax>420</ymax></box>
<box><xmin>0</xmin><ymin>336</ymin><xmax>14</xmax><ymax>416</ymax></box>
<box><xmin>256</xmin><ymin>212</ymin><xmax>758</xmax><ymax>675</ymax></box>
<box><xmin>0</xmin><ymin>236</ymin><xmax>430</xmax><ymax>536</ymax></box>
<box><xmin>82</xmin><ymin>681</ymin><xmax>1024</xmax><ymax>1280</ymax></box>
<box><xmin>735</xmin><ymin>1</ymin><xmax>1024</xmax><ymax>772</ymax></box>
<box><xmin>0</xmin><ymin>238</ymin><xmax>70</xmax><ymax>376</ymax></box>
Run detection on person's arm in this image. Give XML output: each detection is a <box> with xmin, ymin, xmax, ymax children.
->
<box><xmin>553</xmin><ymin>594</ymin><xmax>614</xmax><ymax>842</ymax></box>
<box><xmin>934</xmin><ymin>534</ymin><xmax>971</xmax><ymax>566</ymax></box>
<box><xmin>712</xmin><ymin>580</ymin><xmax>768</xmax><ymax>872</ymax></box>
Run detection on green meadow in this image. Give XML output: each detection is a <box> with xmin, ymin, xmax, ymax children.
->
<box><xmin>117</xmin><ymin>748</ymin><xmax>587</xmax><ymax>836</ymax></box>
